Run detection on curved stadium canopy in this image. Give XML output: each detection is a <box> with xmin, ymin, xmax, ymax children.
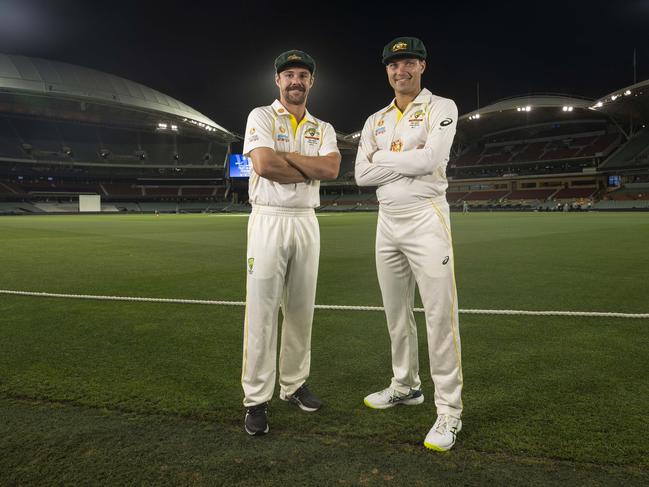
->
<box><xmin>0</xmin><ymin>53</ymin><xmax>236</xmax><ymax>141</ymax></box>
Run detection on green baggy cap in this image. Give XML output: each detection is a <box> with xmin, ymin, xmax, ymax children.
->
<box><xmin>382</xmin><ymin>37</ymin><xmax>427</xmax><ymax>64</ymax></box>
<box><xmin>274</xmin><ymin>50</ymin><xmax>316</xmax><ymax>74</ymax></box>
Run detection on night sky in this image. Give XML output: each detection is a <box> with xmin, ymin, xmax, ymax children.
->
<box><xmin>1</xmin><ymin>0</ymin><xmax>647</xmax><ymax>134</ymax></box>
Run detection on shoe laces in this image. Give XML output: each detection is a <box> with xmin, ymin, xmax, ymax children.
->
<box><xmin>377</xmin><ymin>387</ymin><xmax>402</xmax><ymax>401</ymax></box>
<box><xmin>433</xmin><ymin>415</ymin><xmax>458</xmax><ymax>434</ymax></box>
<box><xmin>293</xmin><ymin>384</ymin><xmax>310</xmax><ymax>399</ymax></box>
<box><xmin>247</xmin><ymin>403</ymin><xmax>268</xmax><ymax>416</ymax></box>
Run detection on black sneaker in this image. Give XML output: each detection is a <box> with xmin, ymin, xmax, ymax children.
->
<box><xmin>280</xmin><ymin>384</ymin><xmax>323</xmax><ymax>412</ymax></box>
<box><xmin>244</xmin><ymin>402</ymin><xmax>269</xmax><ymax>436</ymax></box>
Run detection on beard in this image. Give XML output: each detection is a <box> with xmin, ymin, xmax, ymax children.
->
<box><xmin>284</xmin><ymin>86</ymin><xmax>307</xmax><ymax>105</ymax></box>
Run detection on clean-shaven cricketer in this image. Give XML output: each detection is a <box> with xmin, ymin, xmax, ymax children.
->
<box><xmin>241</xmin><ymin>50</ymin><xmax>341</xmax><ymax>436</ymax></box>
<box><xmin>355</xmin><ymin>36</ymin><xmax>463</xmax><ymax>451</ymax></box>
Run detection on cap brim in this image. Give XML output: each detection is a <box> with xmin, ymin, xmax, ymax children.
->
<box><xmin>383</xmin><ymin>53</ymin><xmax>425</xmax><ymax>65</ymax></box>
<box><xmin>276</xmin><ymin>61</ymin><xmax>314</xmax><ymax>74</ymax></box>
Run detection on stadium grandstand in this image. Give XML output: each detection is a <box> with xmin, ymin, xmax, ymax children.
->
<box><xmin>0</xmin><ymin>53</ymin><xmax>239</xmax><ymax>214</ymax></box>
<box><xmin>1</xmin><ymin>52</ymin><xmax>648</xmax><ymax>214</ymax></box>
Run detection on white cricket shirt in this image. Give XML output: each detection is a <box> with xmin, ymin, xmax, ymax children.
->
<box><xmin>354</xmin><ymin>88</ymin><xmax>458</xmax><ymax>207</ymax></box>
<box><xmin>243</xmin><ymin>100</ymin><xmax>339</xmax><ymax>208</ymax></box>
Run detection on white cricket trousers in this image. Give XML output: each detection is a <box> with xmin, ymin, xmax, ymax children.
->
<box><xmin>375</xmin><ymin>197</ymin><xmax>463</xmax><ymax>418</ymax></box>
<box><xmin>241</xmin><ymin>205</ymin><xmax>320</xmax><ymax>407</ymax></box>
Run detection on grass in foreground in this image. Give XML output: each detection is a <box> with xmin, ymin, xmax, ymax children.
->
<box><xmin>0</xmin><ymin>212</ymin><xmax>648</xmax><ymax>484</ymax></box>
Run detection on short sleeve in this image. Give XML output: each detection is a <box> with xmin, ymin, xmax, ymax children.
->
<box><xmin>243</xmin><ymin>108</ymin><xmax>275</xmax><ymax>156</ymax></box>
<box><xmin>318</xmin><ymin>122</ymin><xmax>340</xmax><ymax>156</ymax></box>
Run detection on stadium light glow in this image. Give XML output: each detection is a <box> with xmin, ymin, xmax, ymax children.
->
<box><xmin>158</xmin><ymin>123</ymin><xmax>168</xmax><ymax>129</ymax></box>
<box><xmin>624</xmin><ymin>90</ymin><xmax>632</xmax><ymax>95</ymax></box>
<box><xmin>611</xmin><ymin>95</ymin><xmax>618</xmax><ymax>101</ymax></box>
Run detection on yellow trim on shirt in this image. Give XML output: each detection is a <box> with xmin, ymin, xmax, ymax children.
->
<box><xmin>394</xmin><ymin>105</ymin><xmax>403</xmax><ymax>123</ymax></box>
<box><xmin>289</xmin><ymin>114</ymin><xmax>307</xmax><ymax>136</ymax></box>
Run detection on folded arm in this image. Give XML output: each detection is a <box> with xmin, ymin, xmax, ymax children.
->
<box><xmin>373</xmin><ymin>100</ymin><xmax>458</xmax><ymax>177</ymax></box>
<box><xmin>354</xmin><ymin>118</ymin><xmax>404</xmax><ymax>187</ymax></box>
<box><xmin>283</xmin><ymin>151</ymin><xmax>341</xmax><ymax>181</ymax></box>
<box><xmin>248</xmin><ymin>147</ymin><xmax>307</xmax><ymax>184</ymax></box>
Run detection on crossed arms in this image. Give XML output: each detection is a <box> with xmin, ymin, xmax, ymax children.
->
<box><xmin>355</xmin><ymin>100</ymin><xmax>458</xmax><ymax>186</ymax></box>
<box><xmin>249</xmin><ymin>147</ymin><xmax>341</xmax><ymax>183</ymax></box>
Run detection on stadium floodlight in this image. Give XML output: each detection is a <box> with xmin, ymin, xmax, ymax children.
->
<box><xmin>171</xmin><ymin>125</ymin><xmax>178</xmax><ymax>131</ymax></box>
<box><xmin>624</xmin><ymin>90</ymin><xmax>632</xmax><ymax>95</ymax></box>
<box><xmin>158</xmin><ymin>122</ymin><xmax>168</xmax><ymax>129</ymax></box>
<box><xmin>611</xmin><ymin>95</ymin><xmax>618</xmax><ymax>101</ymax></box>
<box><xmin>99</xmin><ymin>149</ymin><xmax>110</xmax><ymax>159</ymax></box>
<box><xmin>525</xmin><ymin>106</ymin><xmax>531</xmax><ymax>112</ymax></box>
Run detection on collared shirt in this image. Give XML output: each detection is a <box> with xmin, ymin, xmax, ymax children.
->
<box><xmin>354</xmin><ymin>88</ymin><xmax>458</xmax><ymax>207</ymax></box>
<box><xmin>243</xmin><ymin>100</ymin><xmax>339</xmax><ymax>208</ymax></box>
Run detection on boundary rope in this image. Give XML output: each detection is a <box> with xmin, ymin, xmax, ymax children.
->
<box><xmin>2</xmin><ymin>289</ymin><xmax>648</xmax><ymax>319</ymax></box>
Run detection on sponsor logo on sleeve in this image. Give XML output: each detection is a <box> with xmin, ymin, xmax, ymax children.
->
<box><xmin>375</xmin><ymin>118</ymin><xmax>386</xmax><ymax>136</ymax></box>
<box><xmin>247</xmin><ymin>257</ymin><xmax>255</xmax><ymax>274</ymax></box>
<box><xmin>247</xmin><ymin>127</ymin><xmax>259</xmax><ymax>142</ymax></box>
<box><xmin>440</xmin><ymin>118</ymin><xmax>453</xmax><ymax>127</ymax></box>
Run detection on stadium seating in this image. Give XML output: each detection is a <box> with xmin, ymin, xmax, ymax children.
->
<box><xmin>553</xmin><ymin>187</ymin><xmax>596</xmax><ymax>199</ymax></box>
<box><xmin>180</xmin><ymin>187</ymin><xmax>217</xmax><ymax>197</ymax></box>
<box><xmin>452</xmin><ymin>132</ymin><xmax>622</xmax><ymax>171</ymax></box>
<box><xmin>601</xmin><ymin>129</ymin><xmax>649</xmax><ymax>168</ymax></box>
<box><xmin>103</xmin><ymin>183</ymin><xmax>143</xmax><ymax>196</ymax></box>
<box><xmin>446</xmin><ymin>191</ymin><xmax>469</xmax><ymax>202</ymax></box>
<box><xmin>143</xmin><ymin>187</ymin><xmax>181</xmax><ymax>196</ymax></box>
<box><xmin>464</xmin><ymin>190</ymin><xmax>510</xmax><ymax>201</ymax></box>
<box><xmin>504</xmin><ymin>189</ymin><xmax>556</xmax><ymax>200</ymax></box>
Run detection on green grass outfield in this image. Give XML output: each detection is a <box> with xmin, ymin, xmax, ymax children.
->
<box><xmin>0</xmin><ymin>212</ymin><xmax>648</xmax><ymax>486</ymax></box>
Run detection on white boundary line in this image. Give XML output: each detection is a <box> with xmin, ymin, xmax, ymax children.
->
<box><xmin>1</xmin><ymin>289</ymin><xmax>648</xmax><ymax>319</ymax></box>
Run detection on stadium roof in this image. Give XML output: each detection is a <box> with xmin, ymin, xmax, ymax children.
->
<box><xmin>0</xmin><ymin>53</ymin><xmax>237</xmax><ymax>141</ymax></box>
<box><xmin>457</xmin><ymin>94</ymin><xmax>602</xmax><ymax>142</ymax></box>
<box><xmin>587</xmin><ymin>79</ymin><xmax>649</xmax><ymax>131</ymax></box>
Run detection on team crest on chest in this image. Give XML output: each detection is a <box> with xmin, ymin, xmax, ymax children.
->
<box><xmin>304</xmin><ymin>127</ymin><xmax>320</xmax><ymax>145</ymax></box>
<box><xmin>390</xmin><ymin>139</ymin><xmax>403</xmax><ymax>152</ymax></box>
<box><xmin>409</xmin><ymin>109</ymin><xmax>425</xmax><ymax>128</ymax></box>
